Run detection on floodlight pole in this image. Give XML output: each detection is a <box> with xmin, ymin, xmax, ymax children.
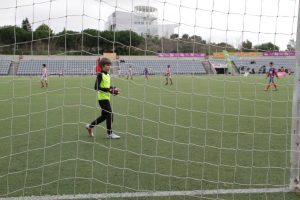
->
<box><xmin>290</xmin><ymin>0</ymin><xmax>300</xmax><ymax>190</ymax></box>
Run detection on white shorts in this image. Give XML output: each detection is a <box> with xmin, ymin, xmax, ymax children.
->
<box><xmin>41</xmin><ymin>75</ymin><xmax>48</xmax><ymax>81</ymax></box>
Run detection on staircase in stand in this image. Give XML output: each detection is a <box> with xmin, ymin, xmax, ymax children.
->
<box><xmin>8</xmin><ymin>61</ymin><xmax>19</xmax><ymax>76</ymax></box>
<box><xmin>201</xmin><ymin>61</ymin><xmax>216</xmax><ymax>74</ymax></box>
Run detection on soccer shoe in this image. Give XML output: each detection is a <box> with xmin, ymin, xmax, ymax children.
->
<box><xmin>107</xmin><ymin>132</ymin><xmax>120</xmax><ymax>139</ymax></box>
<box><xmin>85</xmin><ymin>124</ymin><xmax>94</xmax><ymax>137</ymax></box>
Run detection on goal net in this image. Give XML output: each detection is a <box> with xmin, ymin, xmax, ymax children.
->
<box><xmin>0</xmin><ymin>0</ymin><xmax>299</xmax><ymax>199</ymax></box>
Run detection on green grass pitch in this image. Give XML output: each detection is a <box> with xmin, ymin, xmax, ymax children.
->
<box><xmin>0</xmin><ymin>74</ymin><xmax>299</xmax><ymax>199</ymax></box>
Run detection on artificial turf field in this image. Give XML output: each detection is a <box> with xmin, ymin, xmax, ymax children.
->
<box><xmin>0</xmin><ymin>74</ymin><xmax>299</xmax><ymax>199</ymax></box>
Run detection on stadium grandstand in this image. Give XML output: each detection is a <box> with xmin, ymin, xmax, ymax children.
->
<box><xmin>0</xmin><ymin>55</ymin><xmax>297</xmax><ymax>76</ymax></box>
<box><xmin>233</xmin><ymin>57</ymin><xmax>295</xmax><ymax>74</ymax></box>
<box><xmin>17</xmin><ymin>60</ymin><xmax>95</xmax><ymax>76</ymax></box>
<box><xmin>119</xmin><ymin>59</ymin><xmax>206</xmax><ymax>75</ymax></box>
<box><xmin>0</xmin><ymin>60</ymin><xmax>11</xmax><ymax>75</ymax></box>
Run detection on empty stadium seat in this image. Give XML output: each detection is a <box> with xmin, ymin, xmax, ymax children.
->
<box><xmin>17</xmin><ymin>60</ymin><xmax>95</xmax><ymax>75</ymax></box>
<box><xmin>119</xmin><ymin>59</ymin><xmax>206</xmax><ymax>75</ymax></box>
<box><xmin>0</xmin><ymin>60</ymin><xmax>11</xmax><ymax>75</ymax></box>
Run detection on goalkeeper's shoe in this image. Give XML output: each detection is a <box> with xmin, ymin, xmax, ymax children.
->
<box><xmin>85</xmin><ymin>124</ymin><xmax>94</xmax><ymax>137</ymax></box>
<box><xmin>107</xmin><ymin>132</ymin><xmax>120</xmax><ymax>139</ymax></box>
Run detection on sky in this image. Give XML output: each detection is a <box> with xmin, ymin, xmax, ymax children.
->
<box><xmin>0</xmin><ymin>0</ymin><xmax>298</xmax><ymax>50</ymax></box>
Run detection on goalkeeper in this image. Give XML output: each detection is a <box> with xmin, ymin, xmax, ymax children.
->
<box><xmin>86</xmin><ymin>57</ymin><xmax>120</xmax><ymax>139</ymax></box>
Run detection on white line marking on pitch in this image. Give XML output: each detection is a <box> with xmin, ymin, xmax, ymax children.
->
<box><xmin>0</xmin><ymin>187</ymin><xmax>292</xmax><ymax>200</ymax></box>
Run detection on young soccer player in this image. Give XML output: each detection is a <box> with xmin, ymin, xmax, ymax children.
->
<box><xmin>144</xmin><ymin>67</ymin><xmax>149</xmax><ymax>80</ymax></box>
<box><xmin>265</xmin><ymin>62</ymin><xmax>279</xmax><ymax>91</ymax></box>
<box><xmin>86</xmin><ymin>57</ymin><xmax>120</xmax><ymax>139</ymax></box>
<box><xmin>127</xmin><ymin>65</ymin><xmax>133</xmax><ymax>80</ymax></box>
<box><xmin>96</xmin><ymin>57</ymin><xmax>101</xmax><ymax>74</ymax></box>
<box><xmin>165</xmin><ymin>65</ymin><xmax>173</xmax><ymax>85</ymax></box>
<box><xmin>41</xmin><ymin>64</ymin><xmax>48</xmax><ymax>88</ymax></box>
<box><xmin>117</xmin><ymin>66</ymin><xmax>121</xmax><ymax>77</ymax></box>
<box><xmin>58</xmin><ymin>68</ymin><xmax>64</xmax><ymax>78</ymax></box>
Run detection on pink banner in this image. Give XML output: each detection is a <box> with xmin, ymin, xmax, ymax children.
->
<box><xmin>263</xmin><ymin>51</ymin><xmax>295</xmax><ymax>56</ymax></box>
<box><xmin>158</xmin><ymin>53</ymin><xmax>206</xmax><ymax>57</ymax></box>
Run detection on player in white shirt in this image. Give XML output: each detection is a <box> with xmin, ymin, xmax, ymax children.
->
<box><xmin>41</xmin><ymin>64</ymin><xmax>48</xmax><ymax>88</ymax></box>
<box><xmin>165</xmin><ymin>65</ymin><xmax>173</xmax><ymax>85</ymax></box>
<box><xmin>127</xmin><ymin>65</ymin><xmax>133</xmax><ymax>80</ymax></box>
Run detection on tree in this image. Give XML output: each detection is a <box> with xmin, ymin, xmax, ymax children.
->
<box><xmin>114</xmin><ymin>31</ymin><xmax>143</xmax><ymax>55</ymax></box>
<box><xmin>287</xmin><ymin>39</ymin><xmax>295</xmax><ymax>51</ymax></box>
<box><xmin>82</xmin><ymin>28</ymin><xmax>100</xmax><ymax>53</ymax></box>
<box><xmin>0</xmin><ymin>25</ymin><xmax>31</xmax><ymax>54</ymax></box>
<box><xmin>34</xmin><ymin>24</ymin><xmax>53</xmax><ymax>40</ymax></box>
<box><xmin>217</xmin><ymin>42</ymin><xmax>236</xmax><ymax>52</ymax></box>
<box><xmin>182</xmin><ymin>34</ymin><xmax>189</xmax><ymax>40</ymax></box>
<box><xmin>32</xmin><ymin>24</ymin><xmax>54</xmax><ymax>54</ymax></box>
<box><xmin>54</xmin><ymin>29</ymin><xmax>80</xmax><ymax>51</ymax></box>
<box><xmin>99</xmin><ymin>30</ymin><xmax>114</xmax><ymax>52</ymax></box>
<box><xmin>15</xmin><ymin>26</ymin><xmax>31</xmax><ymax>43</ymax></box>
<box><xmin>0</xmin><ymin>26</ymin><xmax>31</xmax><ymax>44</ymax></box>
<box><xmin>254</xmin><ymin>42</ymin><xmax>279</xmax><ymax>51</ymax></box>
<box><xmin>21</xmin><ymin>18</ymin><xmax>32</xmax><ymax>32</ymax></box>
<box><xmin>170</xmin><ymin>34</ymin><xmax>179</xmax><ymax>39</ymax></box>
<box><xmin>241</xmin><ymin>40</ymin><xmax>253</xmax><ymax>52</ymax></box>
<box><xmin>0</xmin><ymin>26</ymin><xmax>17</xmax><ymax>45</ymax></box>
<box><xmin>189</xmin><ymin>35</ymin><xmax>206</xmax><ymax>44</ymax></box>
<box><xmin>115</xmin><ymin>31</ymin><xmax>132</xmax><ymax>46</ymax></box>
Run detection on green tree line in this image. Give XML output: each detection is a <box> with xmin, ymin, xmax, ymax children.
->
<box><xmin>0</xmin><ymin>18</ymin><xmax>282</xmax><ymax>55</ymax></box>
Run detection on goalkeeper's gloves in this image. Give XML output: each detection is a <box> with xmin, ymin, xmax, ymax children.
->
<box><xmin>109</xmin><ymin>86</ymin><xmax>120</xmax><ymax>96</ymax></box>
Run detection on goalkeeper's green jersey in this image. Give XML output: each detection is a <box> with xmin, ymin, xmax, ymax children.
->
<box><xmin>97</xmin><ymin>72</ymin><xmax>110</xmax><ymax>100</ymax></box>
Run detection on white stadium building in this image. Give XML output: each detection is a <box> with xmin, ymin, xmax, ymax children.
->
<box><xmin>106</xmin><ymin>5</ymin><xmax>178</xmax><ymax>38</ymax></box>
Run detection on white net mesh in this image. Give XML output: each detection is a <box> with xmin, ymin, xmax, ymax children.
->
<box><xmin>0</xmin><ymin>0</ymin><xmax>299</xmax><ymax>199</ymax></box>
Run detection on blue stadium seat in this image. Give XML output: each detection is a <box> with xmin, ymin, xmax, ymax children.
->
<box><xmin>0</xmin><ymin>60</ymin><xmax>11</xmax><ymax>75</ymax></box>
<box><xmin>119</xmin><ymin>59</ymin><xmax>206</xmax><ymax>75</ymax></box>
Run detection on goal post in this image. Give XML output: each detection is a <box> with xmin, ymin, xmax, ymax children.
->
<box><xmin>290</xmin><ymin>0</ymin><xmax>300</xmax><ymax>190</ymax></box>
